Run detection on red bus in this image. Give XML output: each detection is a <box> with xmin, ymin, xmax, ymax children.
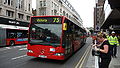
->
<box><xmin>27</xmin><ymin>16</ymin><xmax>87</xmax><ymax>60</ymax></box>
<box><xmin>0</xmin><ymin>28</ymin><xmax>28</xmax><ymax>46</ymax></box>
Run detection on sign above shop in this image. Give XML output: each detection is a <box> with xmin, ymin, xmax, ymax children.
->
<box><xmin>0</xmin><ymin>17</ymin><xmax>29</xmax><ymax>27</ymax></box>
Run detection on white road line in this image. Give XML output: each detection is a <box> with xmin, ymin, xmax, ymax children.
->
<box><xmin>75</xmin><ymin>44</ymin><xmax>92</xmax><ymax>68</ymax></box>
<box><xmin>79</xmin><ymin>46</ymin><xmax>91</xmax><ymax>68</ymax></box>
<box><xmin>11</xmin><ymin>55</ymin><xmax>27</xmax><ymax>60</ymax></box>
<box><xmin>0</xmin><ymin>45</ymin><xmax>27</xmax><ymax>51</ymax></box>
<box><xmin>0</xmin><ymin>49</ymin><xmax>8</xmax><ymax>51</ymax></box>
<box><xmin>0</xmin><ymin>47</ymin><xmax>11</xmax><ymax>51</ymax></box>
<box><xmin>5</xmin><ymin>47</ymin><xmax>11</xmax><ymax>49</ymax></box>
<box><xmin>19</xmin><ymin>48</ymin><xmax>27</xmax><ymax>51</ymax></box>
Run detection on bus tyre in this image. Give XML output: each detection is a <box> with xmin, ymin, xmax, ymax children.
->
<box><xmin>10</xmin><ymin>41</ymin><xmax>15</xmax><ymax>46</ymax></box>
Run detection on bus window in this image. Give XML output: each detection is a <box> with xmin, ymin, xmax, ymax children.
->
<box><xmin>17</xmin><ymin>32</ymin><xmax>22</xmax><ymax>38</ymax></box>
<box><xmin>8</xmin><ymin>32</ymin><xmax>16</xmax><ymax>38</ymax></box>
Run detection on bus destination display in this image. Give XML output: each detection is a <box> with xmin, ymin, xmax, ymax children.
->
<box><xmin>32</xmin><ymin>17</ymin><xmax>62</xmax><ymax>24</ymax></box>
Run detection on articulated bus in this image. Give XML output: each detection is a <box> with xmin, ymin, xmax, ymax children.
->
<box><xmin>0</xmin><ymin>28</ymin><xmax>28</xmax><ymax>46</ymax></box>
<box><xmin>27</xmin><ymin>16</ymin><xmax>87</xmax><ymax>60</ymax></box>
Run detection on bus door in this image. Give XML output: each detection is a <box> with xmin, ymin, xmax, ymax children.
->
<box><xmin>63</xmin><ymin>22</ymin><xmax>72</xmax><ymax>56</ymax></box>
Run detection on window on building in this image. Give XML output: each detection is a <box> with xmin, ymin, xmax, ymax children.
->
<box><xmin>54</xmin><ymin>3</ymin><xmax>57</xmax><ymax>9</ymax></box>
<box><xmin>52</xmin><ymin>2</ymin><xmax>53</xmax><ymax>7</ymax></box>
<box><xmin>43</xmin><ymin>1</ymin><xmax>46</xmax><ymax>6</ymax></box>
<box><xmin>0</xmin><ymin>8</ymin><xmax>2</xmax><ymax>14</ymax></box>
<box><xmin>19</xmin><ymin>4</ymin><xmax>20</xmax><ymax>9</ymax></box>
<box><xmin>18</xmin><ymin>13</ymin><xmax>24</xmax><ymax>19</ymax></box>
<box><xmin>54</xmin><ymin>10</ymin><xmax>57</xmax><ymax>15</ymax></box>
<box><xmin>18</xmin><ymin>0</ymin><xmax>23</xmax><ymax>9</ymax></box>
<box><xmin>63</xmin><ymin>11</ymin><xmax>65</xmax><ymax>16</ymax></box>
<box><xmin>60</xmin><ymin>9</ymin><xmax>62</xmax><ymax>13</ymax></box>
<box><xmin>69</xmin><ymin>15</ymin><xmax>71</xmax><ymax>18</ymax></box>
<box><xmin>40</xmin><ymin>1</ymin><xmax>42</xmax><ymax>7</ymax></box>
<box><xmin>11</xmin><ymin>1</ymin><xmax>13</xmax><ymax>7</ymax></box>
<box><xmin>8</xmin><ymin>0</ymin><xmax>10</xmax><ymax>5</ymax></box>
<box><xmin>57</xmin><ymin>6</ymin><xmax>59</xmax><ymax>11</ymax></box>
<box><xmin>40</xmin><ymin>8</ymin><xmax>46</xmax><ymax>15</ymax></box>
<box><xmin>28</xmin><ymin>4</ymin><xmax>30</xmax><ymax>11</ymax></box>
<box><xmin>6</xmin><ymin>10</ymin><xmax>14</xmax><ymax>17</ymax></box>
<box><xmin>66</xmin><ymin>13</ymin><xmax>68</xmax><ymax>17</ymax></box>
<box><xmin>27</xmin><ymin>16</ymin><xmax>30</xmax><ymax>21</ymax></box>
<box><xmin>65</xmin><ymin>1</ymin><xmax>69</xmax><ymax>6</ymax></box>
<box><xmin>51</xmin><ymin>10</ymin><xmax>53</xmax><ymax>15</ymax></box>
<box><xmin>4</xmin><ymin>0</ymin><xmax>7</xmax><ymax>4</ymax></box>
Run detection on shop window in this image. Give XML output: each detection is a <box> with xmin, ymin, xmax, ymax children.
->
<box><xmin>27</xmin><ymin>16</ymin><xmax>30</xmax><ymax>21</ymax></box>
<box><xmin>18</xmin><ymin>13</ymin><xmax>24</xmax><ymax>19</ymax></box>
<box><xmin>6</xmin><ymin>10</ymin><xmax>14</xmax><ymax>17</ymax></box>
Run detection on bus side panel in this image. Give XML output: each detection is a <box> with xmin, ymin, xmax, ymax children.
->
<box><xmin>15</xmin><ymin>38</ymin><xmax>28</xmax><ymax>44</ymax></box>
<box><xmin>0</xmin><ymin>28</ymin><xmax>6</xmax><ymax>46</ymax></box>
<box><xmin>6</xmin><ymin>29</ymin><xmax>28</xmax><ymax>45</ymax></box>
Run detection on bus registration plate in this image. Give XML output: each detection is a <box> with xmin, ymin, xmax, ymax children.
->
<box><xmin>39</xmin><ymin>55</ymin><xmax>47</xmax><ymax>58</ymax></box>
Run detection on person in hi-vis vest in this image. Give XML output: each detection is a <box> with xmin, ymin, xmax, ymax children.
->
<box><xmin>107</xmin><ymin>31</ymin><xmax>119</xmax><ymax>58</ymax></box>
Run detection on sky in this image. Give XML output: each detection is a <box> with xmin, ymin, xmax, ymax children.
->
<box><xmin>32</xmin><ymin>0</ymin><xmax>95</xmax><ymax>28</ymax></box>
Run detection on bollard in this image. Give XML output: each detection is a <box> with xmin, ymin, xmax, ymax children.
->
<box><xmin>94</xmin><ymin>40</ymin><xmax>99</xmax><ymax>68</ymax></box>
<box><xmin>95</xmin><ymin>56</ymin><xmax>99</xmax><ymax>68</ymax></box>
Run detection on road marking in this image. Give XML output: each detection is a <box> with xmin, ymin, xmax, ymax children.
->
<box><xmin>5</xmin><ymin>47</ymin><xmax>11</xmax><ymax>49</ymax></box>
<box><xmin>19</xmin><ymin>48</ymin><xmax>27</xmax><ymax>51</ymax></box>
<box><xmin>0</xmin><ymin>47</ymin><xmax>11</xmax><ymax>51</ymax></box>
<box><xmin>11</xmin><ymin>55</ymin><xmax>27</xmax><ymax>60</ymax></box>
<box><xmin>75</xmin><ymin>44</ymin><xmax>92</xmax><ymax>68</ymax></box>
<box><xmin>79</xmin><ymin>45</ymin><xmax>91</xmax><ymax>68</ymax></box>
<box><xmin>0</xmin><ymin>45</ymin><xmax>27</xmax><ymax>51</ymax></box>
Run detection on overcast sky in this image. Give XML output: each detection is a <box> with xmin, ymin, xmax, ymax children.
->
<box><xmin>32</xmin><ymin>0</ymin><xmax>95</xmax><ymax>28</ymax></box>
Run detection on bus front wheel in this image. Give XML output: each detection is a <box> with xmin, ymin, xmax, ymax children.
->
<box><xmin>9</xmin><ymin>41</ymin><xmax>15</xmax><ymax>46</ymax></box>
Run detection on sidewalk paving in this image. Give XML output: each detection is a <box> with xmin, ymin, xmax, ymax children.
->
<box><xmin>85</xmin><ymin>46</ymin><xmax>120</xmax><ymax>68</ymax></box>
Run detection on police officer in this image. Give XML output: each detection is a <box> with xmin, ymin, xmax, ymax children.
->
<box><xmin>107</xmin><ymin>31</ymin><xmax>119</xmax><ymax>58</ymax></box>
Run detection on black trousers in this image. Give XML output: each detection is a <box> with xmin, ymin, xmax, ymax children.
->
<box><xmin>99</xmin><ymin>57</ymin><xmax>111</xmax><ymax>68</ymax></box>
<box><xmin>109</xmin><ymin>45</ymin><xmax>117</xmax><ymax>56</ymax></box>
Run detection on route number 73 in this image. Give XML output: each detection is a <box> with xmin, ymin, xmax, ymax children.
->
<box><xmin>53</xmin><ymin>18</ymin><xmax>60</xmax><ymax>23</ymax></box>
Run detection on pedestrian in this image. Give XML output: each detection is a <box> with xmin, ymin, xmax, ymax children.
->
<box><xmin>107</xmin><ymin>31</ymin><xmax>119</xmax><ymax>58</ymax></box>
<box><xmin>94</xmin><ymin>33</ymin><xmax>111</xmax><ymax>68</ymax></box>
<box><xmin>91</xmin><ymin>33</ymin><xmax>97</xmax><ymax>44</ymax></box>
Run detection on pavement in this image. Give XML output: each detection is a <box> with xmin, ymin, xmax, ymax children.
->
<box><xmin>85</xmin><ymin>45</ymin><xmax>120</xmax><ymax>68</ymax></box>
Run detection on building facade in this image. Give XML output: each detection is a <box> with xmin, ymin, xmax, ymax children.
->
<box><xmin>101</xmin><ymin>0</ymin><xmax>120</xmax><ymax>31</ymax></box>
<box><xmin>94</xmin><ymin>0</ymin><xmax>105</xmax><ymax>32</ymax></box>
<box><xmin>36</xmin><ymin>0</ymin><xmax>83</xmax><ymax>27</ymax></box>
<box><xmin>0</xmin><ymin>0</ymin><xmax>32</xmax><ymax>29</ymax></box>
<box><xmin>94</xmin><ymin>0</ymin><xmax>120</xmax><ymax>34</ymax></box>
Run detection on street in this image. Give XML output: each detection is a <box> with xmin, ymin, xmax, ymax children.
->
<box><xmin>0</xmin><ymin>38</ymin><xmax>92</xmax><ymax>68</ymax></box>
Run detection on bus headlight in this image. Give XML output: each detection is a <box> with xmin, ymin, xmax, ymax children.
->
<box><xmin>28</xmin><ymin>50</ymin><xmax>33</xmax><ymax>53</ymax></box>
<box><xmin>54</xmin><ymin>53</ymin><xmax>64</xmax><ymax>56</ymax></box>
<box><xmin>50</xmin><ymin>48</ymin><xmax>55</xmax><ymax>52</ymax></box>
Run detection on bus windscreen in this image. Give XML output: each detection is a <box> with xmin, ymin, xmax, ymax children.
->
<box><xmin>29</xmin><ymin>17</ymin><xmax>62</xmax><ymax>47</ymax></box>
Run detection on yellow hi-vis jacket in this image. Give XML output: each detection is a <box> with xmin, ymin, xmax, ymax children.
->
<box><xmin>107</xmin><ymin>36</ymin><xmax>119</xmax><ymax>46</ymax></box>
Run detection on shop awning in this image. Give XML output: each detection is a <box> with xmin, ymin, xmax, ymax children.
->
<box><xmin>101</xmin><ymin>9</ymin><xmax>120</xmax><ymax>29</ymax></box>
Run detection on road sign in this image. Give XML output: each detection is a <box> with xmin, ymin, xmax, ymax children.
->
<box><xmin>95</xmin><ymin>25</ymin><xmax>100</xmax><ymax>31</ymax></box>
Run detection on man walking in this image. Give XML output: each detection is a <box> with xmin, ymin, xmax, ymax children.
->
<box><xmin>107</xmin><ymin>31</ymin><xmax>119</xmax><ymax>58</ymax></box>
